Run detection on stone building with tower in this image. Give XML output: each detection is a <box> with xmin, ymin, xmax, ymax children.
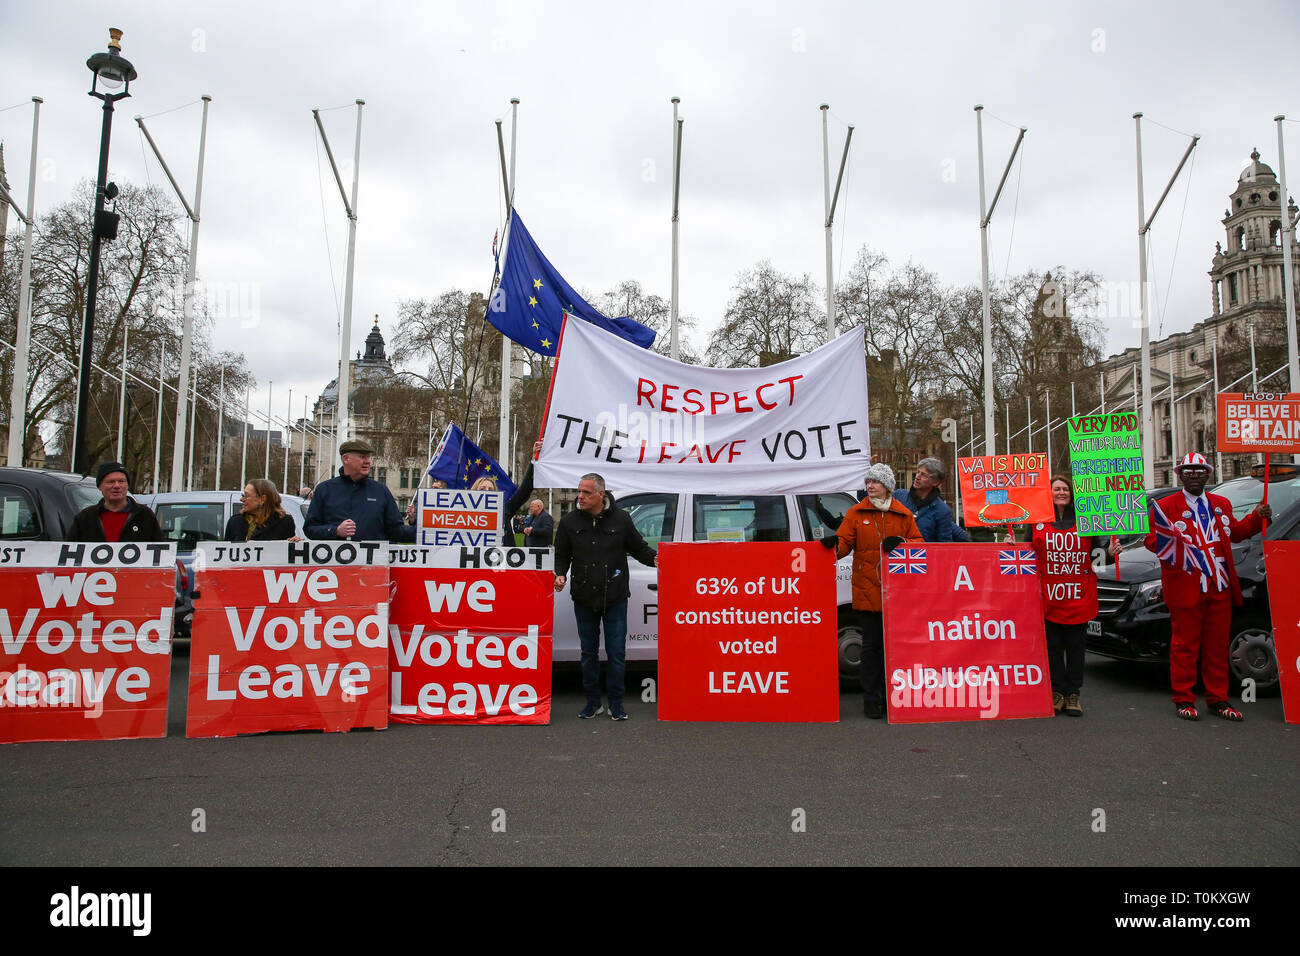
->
<box><xmin>1091</xmin><ymin>148</ymin><xmax>1299</xmax><ymax>487</ymax></box>
<box><xmin>294</xmin><ymin>316</ymin><xmax>503</xmax><ymax>509</ymax></box>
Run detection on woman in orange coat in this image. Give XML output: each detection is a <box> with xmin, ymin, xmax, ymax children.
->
<box><xmin>829</xmin><ymin>463</ymin><xmax>924</xmax><ymax>719</ymax></box>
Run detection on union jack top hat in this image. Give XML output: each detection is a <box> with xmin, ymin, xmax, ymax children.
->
<box><xmin>1174</xmin><ymin>451</ymin><xmax>1214</xmax><ymax>474</ymax></box>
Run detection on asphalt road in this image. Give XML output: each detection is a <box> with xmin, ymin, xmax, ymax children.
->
<box><xmin>3</xmin><ymin>649</ymin><xmax>1296</xmax><ymax>867</ymax></box>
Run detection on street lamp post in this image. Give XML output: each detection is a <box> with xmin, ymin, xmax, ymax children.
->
<box><xmin>74</xmin><ymin>28</ymin><xmax>136</xmax><ymax>475</ymax></box>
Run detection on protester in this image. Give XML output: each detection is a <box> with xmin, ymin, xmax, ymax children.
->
<box><xmin>225</xmin><ymin>479</ymin><xmax>299</xmax><ymax>542</ymax></box>
<box><xmin>472</xmin><ymin>440</ymin><xmax>544</xmax><ymax>545</ymax></box>
<box><xmin>68</xmin><ymin>461</ymin><xmax>165</xmax><ymax>542</ymax></box>
<box><xmin>554</xmin><ymin>472</ymin><xmax>658</xmax><ymax>721</ymax></box>
<box><xmin>305</xmin><ymin>439</ymin><xmax>416</xmax><ymax>542</ymax></box>
<box><xmin>894</xmin><ymin>457</ymin><xmax>968</xmax><ymax>542</ymax></box>
<box><xmin>825</xmin><ymin>462</ymin><xmax>924</xmax><ymax>719</ymax></box>
<box><xmin>1032</xmin><ymin>476</ymin><xmax>1120</xmax><ymax>717</ymax></box>
<box><xmin>1146</xmin><ymin>452</ymin><xmax>1270</xmax><ymax>722</ymax></box>
<box><xmin>524</xmin><ymin>497</ymin><xmax>554</xmax><ymax>547</ymax></box>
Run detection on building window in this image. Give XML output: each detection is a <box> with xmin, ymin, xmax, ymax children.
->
<box><xmin>1190</xmin><ymin>349</ymin><xmax>1197</xmax><ymax>363</ymax></box>
<box><xmin>399</xmin><ymin>468</ymin><xmax>409</xmax><ymax>489</ymax></box>
<box><xmin>376</xmin><ymin>467</ymin><xmax>387</xmax><ymax>483</ymax></box>
<box><xmin>1228</xmin><ymin>273</ymin><xmax>1239</xmax><ymax>303</ymax></box>
<box><xmin>1194</xmin><ymin>396</ymin><xmax>1202</xmax><ymax>412</ymax></box>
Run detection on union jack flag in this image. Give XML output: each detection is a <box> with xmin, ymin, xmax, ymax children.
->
<box><xmin>887</xmin><ymin>547</ymin><xmax>927</xmax><ymax>574</ymax></box>
<box><xmin>999</xmin><ymin>548</ymin><xmax>1037</xmax><ymax>575</ymax></box>
<box><xmin>1150</xmin><ymin>505</ymin><xmax>1182</xmax><ymax>566</ymax></box>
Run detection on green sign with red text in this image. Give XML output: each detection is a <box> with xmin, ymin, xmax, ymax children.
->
<box><xmin>1066</xmin><ymin>412</ymin><xmax>1147</xmax><ymax>536</ymax></box>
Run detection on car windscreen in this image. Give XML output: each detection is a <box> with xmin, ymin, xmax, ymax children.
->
<box><xmin>155</xmin><ymin>502</ymin><xmax>226</xmax><ymax>552</ymax></box>
<box><xmin>64</xmin><ymin>482</ymin><xmax>103</xmax><ymax>512</ymax></box>
<box><xmin>1214</xmin><ymin>475</ymin><xmax>1300</xmax><ymax>519</ymax></box>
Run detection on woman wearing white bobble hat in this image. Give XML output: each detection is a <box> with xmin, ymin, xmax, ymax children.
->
<box><xmin>824</xmin><ymin>462</ymin><xmax>924</xmax><ymax>719</ymax></box>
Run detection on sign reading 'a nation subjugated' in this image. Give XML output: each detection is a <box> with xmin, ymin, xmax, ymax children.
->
<box><xmin>657</xmin><ymin>542</ymin><xmax>839</xmax><ymax>721</ymax></box>
<box><xmin>883</xmin><ymin>544</ymin><xmax>1053</xmax><ymax>723</ymax></box>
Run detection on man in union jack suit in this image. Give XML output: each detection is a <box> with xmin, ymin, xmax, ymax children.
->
<box><xmin>1144</xmin><ymin>452</ymin><xmax>1271</xmax><ymax>721</ymax></box>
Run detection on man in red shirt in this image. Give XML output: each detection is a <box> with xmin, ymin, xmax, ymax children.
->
<box><xmin>68</xmin><ymin>462</ymin><xmax>164</xmax><ymax>542</ymax></box>
<box><xmin>1144</xmin><ymin>453</ymin><xmax>1270</xmax><ymax>721</ymax></box>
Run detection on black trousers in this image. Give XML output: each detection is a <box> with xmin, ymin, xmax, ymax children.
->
<box><xmin>1045</xmin><ymin>620</ymin><xmax>1086</xmax><ymax>695</ymax></box>
<box><xmin>859</xmin><ymin>610</ymin><xmax>885</xmax><ymax>704</ymax></box>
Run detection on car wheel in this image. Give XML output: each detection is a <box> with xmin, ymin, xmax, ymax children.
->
<box><xmin>837</xmin><ymin>615</ymin><xmax>862</xmax><ymax>684</ymax></box>
<box><xmin>1228</xmin><ymin>622</ymin><xmax>1278</xmax><ymax>693</ymax></box>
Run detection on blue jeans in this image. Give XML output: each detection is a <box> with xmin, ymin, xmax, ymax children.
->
<box><xmin>574</xmin><ymin>601</ymin><xmax>628</xmax><ymax>706</ymax></box>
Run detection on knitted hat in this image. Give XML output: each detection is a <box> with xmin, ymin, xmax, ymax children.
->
<box><xmin>863</xmin><ymin>462</ymin><xmax>896</xmax><ymax>493</ymax></box>
<box><xmin>95</xmin><ymin>461</ymin><xmax>129</xmax><ymax>486</ymax></box>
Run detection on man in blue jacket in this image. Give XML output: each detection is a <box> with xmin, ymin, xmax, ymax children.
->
<box><xmin>893</xmin><ymin>457</ymin><xmax>968</xmax><ymax>543</ymax></box>
<box><xmin>305</xmin><ymin>439</ymin><xmax>416</xmax><ymax>542</ymax></box>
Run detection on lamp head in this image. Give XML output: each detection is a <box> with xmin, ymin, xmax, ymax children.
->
<box><xmin>87</xmin><ymin>27</ymin><xmax>137</xmax><ymax>96</ymax></box>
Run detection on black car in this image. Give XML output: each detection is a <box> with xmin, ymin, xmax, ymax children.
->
<box><xmin>1088</xmin><ymin>470</ymin><xmax>1300</xmax><ymax>692</ymax></box>
<box><xmin>0</xmin><ymin>467</ymin><xmax>102</xmax><ymax>541</ymax></box>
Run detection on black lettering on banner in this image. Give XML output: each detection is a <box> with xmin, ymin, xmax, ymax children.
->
<box><xmin>837</xmin><ymin>420</ymin><xmax>861</xmax><ymax>455</ymax></box>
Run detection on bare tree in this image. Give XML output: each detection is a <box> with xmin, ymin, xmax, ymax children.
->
<box><xmin>705</xmin><ymin>261</ymin><xmax>825</xmax><ymax>368</ymax></box>
<box><xmin>0</xmin><ymin>180</ymin><xmax>253</xmax><ymax>482</ymax></box>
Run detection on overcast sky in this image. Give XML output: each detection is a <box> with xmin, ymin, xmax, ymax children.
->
<box><xmin>4</xmin><ymin>0</ymin><xmax>1297</xmax><ymax>427</ymax></box>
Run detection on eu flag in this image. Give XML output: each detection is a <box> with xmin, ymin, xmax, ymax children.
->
<box><xmin>427</xmin><ymin>423</ymin><xmax>518</xmax><ymax>500</ymax></box>
<box><xmin>487</xmin><ymin>211</ymin><xmax>656</xmax><ymax>355</ymax></box>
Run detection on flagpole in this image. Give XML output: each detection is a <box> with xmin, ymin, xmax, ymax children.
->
<box><xmin>1134</xmin><ymin>112</ymin><xmax>1198</xmax><ymax>492</ymax></box>
<box><xmin>215</xmin><ymin>367</ymin><xmax>224</xmax><ymax>490</ymax></box>
<box><xmin>116</xmin><ymin>319</ymin><xmax>128</xmax><ymax>460</ymax></box>
<box><xmin>1045</xmin><ymin>390</ymin><xmax>1052</xmax><ymax>474</ymax></box>
<box><xmin>670</xmin><ymin>96</ymin><xmax>682</xmax><ymax>361</ymax></box>
<box><xmin>139</xmin><ymin>95</ymin><xmax>210</xmax><ymax>493</ymax></box>
<box><xmin>240</xmin><ymin>385</ymin><xmax>249</xmax><ymax>489</ymax></box>
<box><xmin>283</xmin><ymin>388</ymin><xmax>291</xmax><ymax>490</ymax></box>
<box><xmin>152</xmin><ymin>343</ymin><xmax>164</xmax><ymax>492</ymax></box>
<box><xmin>264</xmin><ymin>382</ymin><xmax>272</xmax><ymax>478</ymax></box>
<box><xmin>6</xmin><ymin>96</ymin><xmax>41</xmax><ymax>469</ymax></box>
<box><xmin>1212</xmin><ymin>339</ymin><xmax>1223</xmax><ymax>475</ymax></box>
<box><xmin>299</xmin><ymin>396</ymin><xmax>308</xmax><ymax>490</ymax></box>
<box><xmin>499</xmin><ymin>97</ymin><xmax>519</xmax><ymax>471</ymax></box>
<box><xmin>976</xmin><ymin>105</ymin><xmax>1026</xmax><ymax>455</ymax></box>
<box><xmin>1277</xmin><ymin>116</ymin><xmax>1298</xmax><ymax>408</ymax></box>
<box><xmin>313</xmin><ymin>99</ymin><xmax>364</xmax><ymax>459</ymax></box>
<box><xmin>820</xmin><ymin>105</ymin><xmax>854</xmax><ymax>344</ymax></box>
<box><xmin>186</xmin><ymin>368</ymin><xmax>197</xmax><ymax>491</ymax></box>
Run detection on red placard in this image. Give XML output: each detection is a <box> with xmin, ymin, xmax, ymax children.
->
<box><xmin>388</xmin><ymin>546</ymin><xmax>552</xmax><ymax>724</ymax></box>
<box><xmin>957</xmin><ymin>454</ymin><xmax>1053</xmax><ymax>527</ymax></box>
<box><xmin>1</xmin><ymin>542</ymin><xmax>177</xmax><ymax>744</ymax></box>
<box><xmin>657</xmin><ymin>542</ymin><xmax>838</xmax><ymax>721</ymax></box>
<box><xmin>1262</xmin><ymin>541</ymin><xmax>1300</xmax><ymax>723</ymax></box>
<box><xmin>1216</xmin><ymin>392</ymin><xmax>1300</xmax><ymax>453</ymax></box>
<box><xmin>883</xmin><ymin>544</ymin><xmax>1052</xmax><ymax>722</ymax></box>
<box><xmin>186</xmin><ymin>541</ymin><xmax>390</xmax><ymax>737</ymax></box>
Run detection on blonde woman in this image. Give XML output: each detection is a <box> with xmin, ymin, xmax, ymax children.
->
<box><xmin>224</xmin><ymin>479</ymin><xmax>298</xmax><ymax>542</ymax></box>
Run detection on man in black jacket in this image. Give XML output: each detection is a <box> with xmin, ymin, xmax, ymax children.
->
<box><xmin>68</xmin><ymin>461</ymin><xmax>165</xmax><ymax>542</ymax></box>
<box><xmin>524</xmin><ymin>498</ymin><xmax>554</xmax><ymax>548</ymax></box>
<box><xmin>553</xmin><ymin>473</ymin><xmax>657</xmax><ymax>721</ymax></box>
<box><xmin>305</xmin><ymin>439</ymin><xmax>416</xmax><ymax>542</ymax></box>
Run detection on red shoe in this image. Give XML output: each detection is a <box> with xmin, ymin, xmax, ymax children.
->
<box><xmin>1175</xmin><ymin>702</ymin><xmax>1199</xmax><ymax>721</ymax></box>
<box><xmin>1208</xmin><ymin>701</ymin><xmax>1244</xmax><ymax>721</ymax></box>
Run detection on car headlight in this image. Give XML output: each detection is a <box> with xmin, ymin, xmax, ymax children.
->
<box><xmin>1131</xmin><ymin>579</ymin><xmax>1164</xmax><ymax>610</ymax></box>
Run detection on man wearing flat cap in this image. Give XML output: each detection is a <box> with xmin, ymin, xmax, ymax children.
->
<box><xmin>305</xmin><ymin>438</ymin><xmax>416</xmax><ymax>542</ymax></box>
<box><xmin>68</xmin><ymin>461</ymin><xmax>165</xmax><ymax>542</ymax></box>
<box><xmin>1145</xmin><ymin>452</ymin><xmax>1270</xmax><ymax>722</ymax></box>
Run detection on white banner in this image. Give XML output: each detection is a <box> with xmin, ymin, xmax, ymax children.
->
<box><xmin>535</xmin><ymin>319</ymin><xmax>871</xmax><ymax>494</ymax></box>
